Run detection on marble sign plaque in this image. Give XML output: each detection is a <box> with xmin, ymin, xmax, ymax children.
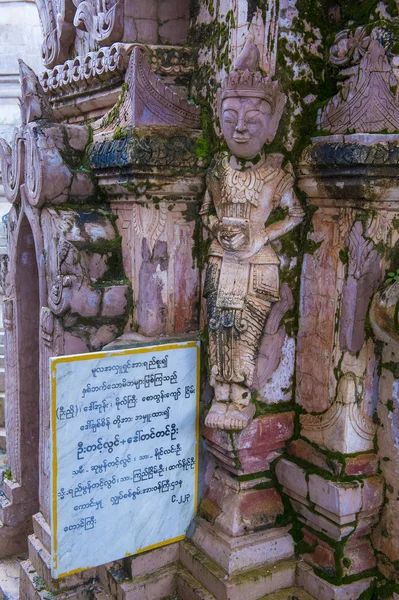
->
<box><xmin>50</xmin><ymin>340</ymin><xmax>200</xmax><ymax>578</ymax></box>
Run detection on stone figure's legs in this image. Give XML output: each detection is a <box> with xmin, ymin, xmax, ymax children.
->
<box><xmin>205</xmin><ymin>287</ymin><xmax>271</xmax><ymax>430</ymax></box>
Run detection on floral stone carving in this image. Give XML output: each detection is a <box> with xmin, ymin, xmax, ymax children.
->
<box><xmin>201</xmin><ymin>38</ymin><xmax>304</xmax><ymax>431</ymax></box>
<box><xmin>40</xmin><ymin>42</ymin><xmax>131</xmax><ymax>95</ymax></box>
<box><xmin>0</xmin><ymin>61</ymin><xmax>93</xmax><ymax>207</ymax></box>
<box><xmin>319</xmin><ymin>34</ymin><xmax>399</xmax><ymax>133</ymax></box>
<box><xmin>36</xmin><ymin>0</ymin><xmax>77</xmax><ymax>68</ymax></box>
<box><xmin>73</xmin><ymin>0</ymin><xmax>123</xmax><ymax>45</ymax></box>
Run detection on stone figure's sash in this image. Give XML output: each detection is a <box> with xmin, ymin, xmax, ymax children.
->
<box><xmin>216</xmin><ymin>251</ymin><xmax>250</xmax><ymax>309</ymax></box>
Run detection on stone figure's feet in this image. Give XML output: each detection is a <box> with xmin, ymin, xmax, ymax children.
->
<box><xmin>205</xmin><ymin>402</ymin><xmax>255</xmax><ymax>430</ymax></box>
<box><xmin>224</xmin><ymin>403</ymin><xmax>255</xmax><ymax>430</ymax></box>
<box><xmin>230</xmin><ymin>383</ymin><xmax>251</xmax><ymax>406</ymax></box>
<box><xmin>205</xmin><ymin>402</ymin><xmax>228</xmax><ymax>428</ymax></box>
<box><xmin>214</xmin><ymin>381</ymin><xmax>231</xmax><ymax>402</ymax></box>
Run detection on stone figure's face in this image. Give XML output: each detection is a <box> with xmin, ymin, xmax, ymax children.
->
<box><xmin>221</xmin><ymin>96</ymin><xmax>272</xmax><ymax>159</ymax></box>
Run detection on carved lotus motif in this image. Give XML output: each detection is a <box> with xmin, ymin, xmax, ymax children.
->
<box><xmin>73</xmin><ymin>0</ymin><xmax>123</xmax><ymax>45</ymax></box>
<box><xmin>330</xmin><ymin>27</ymin><xmax>371</xmax><ymax>67</ymax></box>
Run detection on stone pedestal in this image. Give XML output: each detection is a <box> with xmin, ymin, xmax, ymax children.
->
<box><xmin>181</xmin><ymin>413</ymin><xmax>296</xmax><ymax>600</ymax></box>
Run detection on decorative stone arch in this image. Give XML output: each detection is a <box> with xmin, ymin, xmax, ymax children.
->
<box><xmin>0</xmin><ymin>63</ymin><xmax>131</xmax><ymax>558</ymax></box>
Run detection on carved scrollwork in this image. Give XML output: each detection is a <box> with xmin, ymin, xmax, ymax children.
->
<box><xmin>330</xmin><ymin>27</ymin><xmax>371</xmax><ymax>67</ymax></box>
<box><xmin>24</xmin><ymin>126</ymin><xmax>43</xmax><ymax>208</ymax></box>
<box><xmin>0</xmin><ymin>62</ymin><xmax>93</xmax><ymax>208</ymax></box>
<box><xmin>48</xmin><ymin>239</ymin><xmax>83</xmax><ymax>316</ymax></box>
<box><xmin>35</xmin><ymin>0</ymin><xmax>77</xmax><ymax>68</ymax></box>
<box><xmin>40</xmin><ymin>307</ymin><xmax>55</xmax><ymax>347</ymax></box>
<box><xmin>40</xmin><ymin>43</ymin><xmax>130</xmax><ymax>94</ymax></box>
<box><xmin>73</xmin><ymin>0</ymin><xmax>123</xmax><ymax>45</ymax></box>
<box><xmin>0</xmin><ymin>130</ymin><xmax>24</xmax><ymax>205</ymax></box>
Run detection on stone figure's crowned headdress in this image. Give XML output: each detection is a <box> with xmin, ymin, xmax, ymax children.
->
<box><xmin>217</xmin><ymin>37</ymin><xmax>286</xmax><ymax>144</ymax></box>
<box><xmin>219</xmin><ymin>38</ymin><xmax>285</xmax><ymax>111</ymax></box>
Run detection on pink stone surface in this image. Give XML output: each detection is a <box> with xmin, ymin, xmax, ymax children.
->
<box><xmin>200</xmin><ymin>469</ymin><xmax>283</xmax><ymax>537</ymax></box>
<box><xmin>133</xmin><ymin>19</ymin><xmax>158</xmax><ymax>44</ymax></box>
<box><xmin>302</xmin><ymin>528</ymin><xmax>376</xmax><ymax>577</ymax></box>
<box><xmin>102</xmin><ymin>285</ymin><xmax>129</xmax><ymax>317</ymax></box>
<box><xmin>275</xmin><ymin>458</ymin><xmax>308</xmax><ymax>499</ymax></box>
<box><xmin>191</xmin><ymin>518</ymin><xmax>294</xmax><ymax>574</ymax></box>
<box><xmin>296</xmin><ymin>210</ymin><xmax>339</xmax><ymax>412</ymax></box>
<box><xmin>204</xmin><ymin>412</ymin><xmax>294</xmax><ymax>475</ymax></box>
<box><xmin>180</xmin><ymin>539</ymin><xmax>296</xmax><ymax>600</ymax></box>
<box><xmin>308</xmin><ymin>475</ymin><xmax>362</xmax><ymax>518</ymax></box>
<box><xmin>302</xmin><ymin>528</ymin><xmax>336</xmax><ymax>573</ymax></box>
<box><xmin>159</xmin><ymin>18</ymin><xmax>189</xmax><ymax>44</ymax></box>
<box><xmin>130</xmin><ymin>543</ymin><xmax>179</xmax><ymax>577</ymax></box>
<box><xmin>288</xmin><ymin>439</ymin><xmax>342</xmax><ymax>476</ymax></box>
<box><xmin>361</xmin><ymin>476</ymin><xmax>384</xmax><ymax>514</ymax></box>
<box><xmin>344</xmin><ymin>454</ymin><xmax>379</xmax><ymax>476</ymax></box>
<box><xmin>297</xmin><ymin>562</ymin><xmax>374</xmax><ymax>600</ymax></box>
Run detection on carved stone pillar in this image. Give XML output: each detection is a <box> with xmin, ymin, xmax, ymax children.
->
<box><xmin>275</xmin><ymin>134</ymin><xmax>399</xmax><ymax>599</ymax></box>
<box><xmin>275</xmin><ymin>23</ymin><xmax>399</xmax><ymax>596</ymax></box>
<box><xmin>370</xmin><ymin>277</ymin><xmax>399</xmax><ymax>583</ymax></box>
<box><xmin>0</xmin><ymin>62</ymin><xmax>131</xmax><ymax>599</ymax></box>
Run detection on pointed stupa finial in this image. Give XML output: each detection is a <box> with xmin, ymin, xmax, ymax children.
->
<box><xmin>233</xmin><ymin>35</ymin><xmax>260</xmax><ymax>72</ymax></box>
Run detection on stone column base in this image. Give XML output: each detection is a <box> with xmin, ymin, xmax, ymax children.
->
<box><xmin>180</xmin><ymin>538</ymin><xmax>296</xmax><ymax>600</ymax></box>
<box><xmin>297</xmin><ymin>563</ymin><xmax>374</xmax><ymax>600</ymax></box>
<box><xmin>191</xmin><ymin>518</ymin><xmax>294</xmax><ymax>574</ymax></box>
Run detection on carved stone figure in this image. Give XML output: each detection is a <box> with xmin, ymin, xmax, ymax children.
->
<box><xmin>201</xmin><ymin>39</ymin><xmax>304</xmax><ymax>431</ymax></box>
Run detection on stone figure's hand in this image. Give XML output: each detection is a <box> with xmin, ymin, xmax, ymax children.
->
<box><xmin>217</xmin><ymin>232</ymin><xmax>233</xmax><ymax>250</ymax></box>
<box><xmin>239</xmin><ymin>232</ymin><xmax>268</xmax><ymax>259</ymax></box>
<box><xmin>229</xmin><ymin>232</ymin><xmax>247</xmax><ymax>250</ymax></box>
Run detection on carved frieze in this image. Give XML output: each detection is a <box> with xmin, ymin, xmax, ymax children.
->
<box><xmin>319</xmin><ymin>32</ymin><xmax>399</xmax><ymax>133</ymax></box>
<box><xmin>40</xmin><ymin>42</ymin><xmax>131</xmax><ymax>95</ymax></box>
<box><xmin>92</xmin><ymin>46</ymin><xmax>200</xmax><ymax>137</ymax></box>
<box><xmin>87</xmin><ymin>134</ymin><xmax>200</xmax><ymax>171</ymax></box>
